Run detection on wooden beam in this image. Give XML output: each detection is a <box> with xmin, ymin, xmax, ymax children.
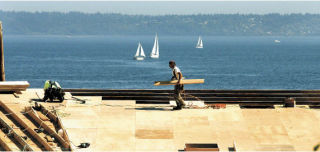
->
<box><xmin>0</xmin><ymin>21</ymin><xmax>4</xmax><ymax>81</ymax></box>
<box><xmin>0</xmin><ymin>130</ymin><xmax>13</xmax><ymax>151</ymax></box>
<box><xmin>154</xmin><ymin>79</ymin><xmax>204</xmax><ymax>86</ymax></box>
<box><xmin>39</xmin><ymin>104</ymin><xmax>72</xmax><ymax>151</ymax></box>
<box><xmin>39</xmin><ymin>105</ymin><xmax>58</xmax><ymax>123</ymax></box>
<box><xmin>0</xmin><ymin>101</ymin><xmax>53</xmax><ymax>151</ymax></box>
<box><xmin>65</xmin><ymin>89</ymin><xmax>320</xmax><ymax>105</ymax></box>
<box><xmin>56</xmin><ymin>116</ymin><xmax>71</xmax><ymax>145</ymax></box>
<box><xmin>0</xmin><ymin>117</ymin><xmax>33</xmax><ymax>151</ymax></box>
<box><xmin>102</xmin><ymin>96</ymin><xmax>286</xmax><ymax>101</ymax></box>
<box><xmin>64</xmin><ymin>89</ymin><xmax>172</xmax><ymax>93</ymax></box>
<box><xmin>0</xmin><ymin>81</ymin><xmax>30</xmax><ymax>88</ymax></box>
<box><xmin>25</xmin><ymin>107</ymin><xmax>70</xmax><ymax>150</ymax></box>
<box><xmin>65</xmin><ymin>89</ymin><xmax>320</xmax><ymax>94</ymax></box>
<box><xmin>71</xmin><ymin>92</ymin><xmax>320</xmax><ymax>97</ymax></box>
<box><xmin>136</xmin><ymin>100</ymin><xmax>169</xmax><ymax>104</ymax></box>
<box><xmin>185</xmin><ymin>143</ymin><xmax>219</xmax><ymax>151</ymax></box>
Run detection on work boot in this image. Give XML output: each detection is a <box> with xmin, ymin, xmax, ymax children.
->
<box><xmin>173</xmin><ymin>106</ymin><xmax>182</xmax><ymax>110</ymax></box>
<box><xmin>173</xmin><ymin>101</ymin><xmax>182</xmax><ymax>110</ymax></box>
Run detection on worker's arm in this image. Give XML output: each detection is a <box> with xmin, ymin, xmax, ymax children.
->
<box><xmin>177</xmin><ymin>72</ymin><xmax>182</xmax><ymax>84</ymax></box>
<box><xmin>171</xmin><ymin>76</ymin><xmax>175</xmax><ymax>81</ymax></box>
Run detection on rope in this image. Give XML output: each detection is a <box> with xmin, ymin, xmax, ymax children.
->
<box><xmin>2</xmin><ymin>107</ymin><xmax>34</xmax><ymax>116</ymax></box>
<box><xmin>7</xmin><ymin>129</ymin><xmax>13</xmax><ymax>137</ymax></box>
<box><xmin>22</xmin><ymin>144</ymin><xmax>27</xmax><ymax>151</ymax></box>
<box><xmin>20</xmin><ymin>127</ymin><xmax>30</xmax><ymax>133</ymax></box>
<box><xmin>37</xmin><ymin>121</ymin><xmax>44</xmax><ymax>129</ymax></box>
<box><xmin>180</xmin><ymin>89</ymin><xmax>209</xmax><ymax>109</ymax></box>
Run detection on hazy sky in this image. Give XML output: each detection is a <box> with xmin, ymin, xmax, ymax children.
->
<box><xmin>0</xmin><ymin>1</ymin><xmax>320</xmax><ymax>15</ymax></box>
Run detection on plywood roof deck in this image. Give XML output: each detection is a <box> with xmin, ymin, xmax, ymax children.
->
<box><xmin>1</xmin><ymin>89</ymin><xmax>320</xmax><ymax>151</ymax></box>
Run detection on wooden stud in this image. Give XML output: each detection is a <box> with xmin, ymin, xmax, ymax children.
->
<box><xmin>39</xmin><ymin>104</ymin><xmax>72</xmax><ymax>150</ymax></box>
<box><xmin>25</xmin><ymin>107</ymin><xmax>71</xmax><ymax>150</ymax></box>
<box><xmin>0</xmin><ymin>117</ymin><xmax>33</xmax><ymax>151</ymax></box>
<box><xmin>0</xmin><ymin>130</ymin><xmax>13</xmax><ymax>151</ymax></box>
<box><xmin>0</xmin><ymin>22</ymin><xmax>4</xmax><ymax>81</ymax></box>
<box><xmin>184</xmin><ymin>143</ymin><xmax>219</xmax><ymax>151</ymax></box>
<box><xmin>0</xmin><ymin>101</ymin><xmax>53</xmax><ymax>151</ymax></box>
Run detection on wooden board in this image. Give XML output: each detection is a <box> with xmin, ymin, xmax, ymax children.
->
<box><xmin>0</xmin><ymin>81</ymin><xmax>30</xmax><ymax>91</ymax></box>
<box><xmin>185</xmin><ymin>143</ymin><xmax>219</xmax><ymax>151</ymax></box>
<box><xmin>154</xmin><ymin>79</ymin><xmax>204</xmax><ymax>86</ymax></box>
<box><xmin>0</xmin><ymin>22</ymin><xmax>5</xmax><ymax>81</ymax></box>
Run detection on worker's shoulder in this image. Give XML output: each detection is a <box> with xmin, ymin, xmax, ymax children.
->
<box><xmin>174</xmin><ymin>66</ymin><xmax>181</xmax><ymax>72</ymax></box>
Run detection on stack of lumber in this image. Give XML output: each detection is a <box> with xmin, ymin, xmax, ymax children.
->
<box><xmin>64</xmin><ymin>89</ymin><xmax>320</xmax><ymax>106</ymax></box>
<box><xmin>0</xmin><ymin>81</ymin><xmax>30</xmax><ymax>92</ymax></box>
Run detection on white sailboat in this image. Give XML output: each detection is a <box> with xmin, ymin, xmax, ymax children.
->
<box><xmin>134</xmin><ymin>42</ymin><xmax>145</xmax><ymax>60</ymax></box>
<box><xmin>196</xmin><ymin>36</ymin><xmax>203</xmax><ymax>48</ymax></box>
<box><xmin>150</xmin><ymin>34</ymin><xmax>159</xmax><ymax>58</ymax></box>
<box><xmin>274</xmin><ymin>39</ymin><xmax>280</xmax><ymax>43</ymax></box>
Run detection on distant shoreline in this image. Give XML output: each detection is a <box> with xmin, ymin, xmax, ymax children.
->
<box><xmin>4</xmin><ymin>35</ymin><xmax>320</xmax><ymax>37</ymax></box>
<box><xmin>1</xmin><ymin>11</ymin><xmax>320</xmax><ymax>36</ymax></box>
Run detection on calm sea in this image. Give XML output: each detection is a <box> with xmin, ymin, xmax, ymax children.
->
<box><xmin>4</xmin><ymin>35</ymin><xmax>320</xmax><ymax>89</ymax></box>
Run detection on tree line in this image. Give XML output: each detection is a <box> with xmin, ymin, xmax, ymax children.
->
<box><xmin>0</xmin><ymin>11</ymin><xmax>320</xmax><ymax>36</ymax></box>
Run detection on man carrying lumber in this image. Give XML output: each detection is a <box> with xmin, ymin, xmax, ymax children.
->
<box><xmin>169</xmin><ymin>60</ymin><xmax>186</xmax><ymax>110</ymax></box>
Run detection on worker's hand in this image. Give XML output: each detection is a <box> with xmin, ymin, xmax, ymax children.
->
<box><xmin>171</xmin><ymin>76</ymin><xmax>175</xmax><ymax>81</ymax></box>
<box><xmin>177</xmin><ymin>80</ymin><xmax>180</xmax><ymax>84</ymax></box>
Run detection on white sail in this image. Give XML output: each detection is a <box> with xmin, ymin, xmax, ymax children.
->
<box><xmin>150</xmin><ymin>34</ymin><xmax>159</xmax><ymax>58</ymax></box>
<box><xmin>196</xmin><ymin>36</ymin><xmax>203</xmax><ymax>48</ymax></box>
<box><xmin>134</xmin><ymin>43</ymin><xmax>145</xmax><ymax>60</ymax></box>
<box><xmin>140</xmin><ymin>44</ymin><xmax>145</xmax><ymax>57</ymax></box>
<box><xmin>135</xmin><ymin>43</ymin><xmax>141</xmax><ymax>57</ymax></box>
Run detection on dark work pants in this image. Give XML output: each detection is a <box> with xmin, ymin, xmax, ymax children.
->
<box><xmin>174</xmin><ymin>84</ymin><xmax>186</xmax><ymax>108</ymax></box>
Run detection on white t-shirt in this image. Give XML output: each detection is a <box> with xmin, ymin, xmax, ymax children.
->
<box><xmin>172</xmin><ymin>66</ymin><xmax>181</xmax><ymax>79</ymax></box>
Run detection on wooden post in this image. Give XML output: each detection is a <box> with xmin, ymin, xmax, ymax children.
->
<box><xmin>0</xmin><ymin>21</ymin><xmax>5</xmax><ymax>81</ymax></box>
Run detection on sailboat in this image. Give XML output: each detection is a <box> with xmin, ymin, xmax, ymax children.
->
<box><xmin>274</xmin><ymin>39</ymin><xmax>280</xmax><ymax>43</ymax></box>
<box><xmin>134</xmin><ymin>42</ymin><xmax>145</xmax><ymax>60</ymax></box>
<box><xmin>150</xmin><ymin>34</ymin><xmax>159</xmax><ymax>58</ymax></box>
<box><xmin>196</xmin><ymin>36</ymin><xmax>203</xmax><ymax>48</ymax></box>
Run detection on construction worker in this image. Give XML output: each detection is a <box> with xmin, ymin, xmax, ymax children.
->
<box><xmin>43</xmin><ymin>80</ymin><xmax>65</xmax><ymax>102</ymax></box>
<box><xmin>169</xmin><ymin>60</ymin><xmax>186</xmax><ymax>110</ymax></box>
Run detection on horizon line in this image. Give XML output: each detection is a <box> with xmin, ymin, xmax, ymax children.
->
<box><xmin>1</xmin><ymin>10</ymin><xmax>320</xmax><ymax>16</ymax></box>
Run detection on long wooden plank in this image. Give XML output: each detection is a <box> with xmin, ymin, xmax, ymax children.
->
<box><xmin>73</xmin><ymin>92</ymin><xmax>171</xmax><ymax>96</ymax></box>
<box><xmin>25</xmin><ymin>107</ymin><xmax>70</xmax><ymax>150</ymax></box>
<box><xmin>0</xmin><ymin>81</ymin><xmax>30</xmax><ymax>88</ymax></box>
<box><xmin>66</xmin><ymin>89</ymin><xmax>320</xmax><ymax>105</ymax></box>
<box><xmin>0</xmin><ymin>117</ymin><xmax>33</xmax><ymax>151</ymax></box>
<box><xmin>0</xmin><ymin>129</ymin><xmax>13</xmax><ymax>151</ymax></box>
<box><xmin>103</xmin><ymin>96</ymin><xmax>286</xmax><ymax>101</ymax></box>
<box><xmin>40</xmin><ymin>105</ymin><xmax>58</xmax><ymax>123</ymax></box>
<box><xmin>0</xmin><ymin>101</ymin><xmax>53</xmax><ymax>151</ymax></box>
<box><xmin>135</xmin><ymin>100</ymin><xmax>284</xmax><ymax>104</ymax></box>
<box><xmin>65</xmin><ymin>89</ymin><xmax>320</xmax><ymax>93</ymax></box>
<box><xmin>136</xmin><ymin>99</ymin><xmax>320</xmax><ymax>105</ymax></box>
<box><xmin>154</xmin><ymin>79</ymin><xmax>205</xmax><ymax>86</ymax></box>
<box><xmin>72</xmin><ymin>92</ymin><xmax>320</xmax><ymax>97</ymax></box>
<box><xmin>136</xmin><ymin>100</ymin><xmax>170</xmax><ymax>104</ymax></box>
<box><xmin>185</xmin><ymin>143</ymin><xmax>219</xmax><ymax>151</ymax></box>
<box><xmin>56</xmin><ymin>116</ymin><xmax>71</xmax><ymax>145</ymax></box>
<box><xmin>0</xmin><ymin>21</ymin><xmax>4</xmax><ymax>81</ymax></box>
<box><xmin>39</xmin><ymin>104</ymin><xmax>73</xmax><ymax>151</ymax></box>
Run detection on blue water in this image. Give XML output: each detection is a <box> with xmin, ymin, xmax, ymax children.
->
<box><xmin>4</xmin><ymin>35</ymin><xmax>320</xmax><ymax>89</ymax></box>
